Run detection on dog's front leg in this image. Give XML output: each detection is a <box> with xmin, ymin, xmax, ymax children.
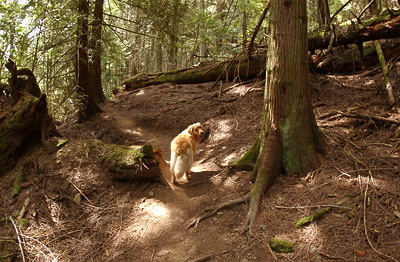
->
<box><xmin>171</xmin><ymin>171</ymin><xmax>177</xmax><ymax>184</ymax></box>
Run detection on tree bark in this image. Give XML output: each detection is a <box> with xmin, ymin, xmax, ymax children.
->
<box><xmin>77</xmin><ymin>0</ymin><xmax>101</xmax><ymax>122</ymax></box>
<box><xmin>244</xmin><ymin>0</ymin><xmax>326</xmax><ymax>234</ymax></box>
<box><xmin>89</xmin><ymin>0</ymin><xmax>106</xmax><ymax>104</ymax></box>
<box><xmin>0</xmin><ymin>93</ymin><xmax>57</xmax><ymax>172</ymax></box>
<box><xmin>5</xmin><ymin>59</ymin><xmax>19</xmax><ymax>105</ymax></box>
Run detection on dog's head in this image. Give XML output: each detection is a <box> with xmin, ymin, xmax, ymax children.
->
<box><xmin>187</xmin><ymin>123</ymin><xmax>204</xmax><ymax>141</ymax></box>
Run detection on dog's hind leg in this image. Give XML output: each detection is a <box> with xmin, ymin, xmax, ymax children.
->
<box><xmin>170</xmin><ymin>151</ymin><xmax>178</xmax><ymax>184</ymax></box>
<box><xmin>183</xmin><ymin>149</ymin><xmax>194</xmax><ymax>180</ymax></box>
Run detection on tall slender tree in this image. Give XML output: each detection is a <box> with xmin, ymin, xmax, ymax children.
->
<box><xmin>77</xmin><ymin>0</ymin><xmax>101</xmax><ymax>122</ymax></box>
<box><xmin>89</xmin><ymin>0</ymin><xmax>106</xmax><ymax>104</ymax></box>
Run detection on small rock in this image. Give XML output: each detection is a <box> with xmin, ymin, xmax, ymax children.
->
<box><xmin>157</xmin><ymin>250</ymin><xmax>170</xmax><ymax>257</ymax></box>
<box><xmin>73</xmin><ymin>193</ymin><xmax>81</xmax><ymax>205</ymax></box>
<box><xmin>242</xmin><ymin>259</ymin><xmax>248</xmax><ymax>262</ymax></box>
<box><xmin>260</xmin><ymin>224</ymin><xmax>267</xmax><ymax>231</ymax></box>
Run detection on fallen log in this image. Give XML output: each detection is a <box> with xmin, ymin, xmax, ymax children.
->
<box><xmin>123</xmin><ymin>56</ymin><xmax>265</xmax><ymax>91</ymax></box>
<box><xmin>96</xmin><ymin>141</ymin><xmax>170</xmax><ymax>185</ymax></box>
<box><xmin>309</xmin><ymin>10</ymin><xmax>400</xmax><ymax>52</ymax></box>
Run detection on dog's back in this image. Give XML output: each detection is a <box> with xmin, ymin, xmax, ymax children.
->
<box><xmin>170</xmin><ymin>123</ymin><xmax>204</xmax><ymax>184</ymax></box>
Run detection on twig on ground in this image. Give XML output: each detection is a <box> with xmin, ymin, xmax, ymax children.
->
<box><xmin>363</xmin><ymin>181</ymin><xmax>399</xmax><ymax>262</ymax></box>
<box><xmin>186</xmin><ymin>195</ymin><xmax>249</xmax><ymax>229</ymax></box>
<box><xmin>275</xmin><ymin>204</ymin><xmax>352</xmax><ymax>209</ymax></box>
<box><xmin>266</xmin><ymin>242</ymin><xmax>278</xmax><ymax>260</ymax></box>
<box><xmin>17</xmin><ymin>197</ymin><xmax>30</xmax><ymax>223</ymax></box>
<box><xmin>187</xmin><ymin>250</ymin><xmax>228</xmax><ymax>262</ymax></box>
<box><xmin>318</xmin><ymin>251</ymin><xmax>346</xmax><ymax>260</ymax></box>
<box><xmin>10</xmin><ymin>217</ymin><xmax>25</xmax><ymax>262</ymax></box>
<box><xmin>295</xmin><ymin>195</ymin><xmax>352</xmax><ymax>227</ymax></box>
<box><xmin>335</xmin><ymin>110</ymin><xmax>400</xmax><ymax>125</ymax></box>
<box><xmin>68</xmin><ymin>180</ymin><xmax>94</xmax><ymax>206</ymax></box>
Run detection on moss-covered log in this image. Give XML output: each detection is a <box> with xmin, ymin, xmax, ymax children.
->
<box><xmin>123</xmin><ymin>56</ymin><xmax>266</xmax><ymax>91</ymax></box>
<box><xmin>309</xmin><ymin>10</ymin><xmax>400</xmax><ymax>52</ymax></box>
<box><xmin>98</xmin><ymin>142</ymin><xmax>169</xmax><ymax>184</ymax></box>
<box><xmin>0</xmin><ymin>93</ymin><xmax>56</xmax><ymax>173</ymax></box>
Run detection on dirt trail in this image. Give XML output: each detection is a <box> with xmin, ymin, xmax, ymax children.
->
<box><xmin>97</xmin><ymin>86</ymin><xmax>256</xmax><ymax>261</ymax></box>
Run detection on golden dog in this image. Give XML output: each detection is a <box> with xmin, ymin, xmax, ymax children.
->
<box><xmin>170</xmin><ymin>123</ymin><xmax>204</xmax><ymax>184</ymax></box>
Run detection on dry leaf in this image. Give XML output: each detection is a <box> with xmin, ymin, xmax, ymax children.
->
<box><xmin>355</xmin><ymin>249</ymin><xmax>366</xmax><ymax>256</ymax></box>
<box><xmin>394</xmin><ymin>210</ymin><xmax>400</xmax><ymax>218</ymax></box>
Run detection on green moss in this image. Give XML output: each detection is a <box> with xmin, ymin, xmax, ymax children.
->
<box><xmin>57</xmin><ymin>139</ymin><xmax>69</xmax><ymax>149</ymax></box>
<box><xmin>269</xmin><ymin>238</ymin><xmax>294</xmax><ymax>253</ymax></box>
<box><xmin>18</xmin><ymin>218</ymin><xmax>29</xmax><ymax>229</ymax></box>
<box><xmin>231</xmin><ymin>136</ymin><xmax>261</xmax><ymax>170</ymax></box>
<box><xmin>12</xmin><ymin>160</ymin><xmax>31</xmax><ymax>197</ymax></box>
<box><xmin>7</xmin><ymin>96</ymin><xmax>38</xmax><ymax>129</ymax></box>
<box><xmin>101</xmin><ymin>143</ymin><xmax>153</xmax><ymax>171</ymax></box>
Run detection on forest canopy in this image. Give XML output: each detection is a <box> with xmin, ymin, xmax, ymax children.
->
<box><xmin>0</xmin><ymin>0</ymin><xmax>399</xmax><ymax>121</ymax></box>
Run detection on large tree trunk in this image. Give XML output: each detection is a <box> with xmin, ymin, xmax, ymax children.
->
<box><xmin>244</xmin><ymin>0</ymin><xmax>326</xmax><ymax>233</ymax></box>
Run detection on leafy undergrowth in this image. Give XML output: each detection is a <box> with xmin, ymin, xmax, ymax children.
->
<box><xmin>1</xmin><ymin>66</ymin><xmax>400</xmax><ymax>261</ymax></box>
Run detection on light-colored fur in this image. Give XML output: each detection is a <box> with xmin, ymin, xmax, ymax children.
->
<box><xmin>170</xmin><ymin>123</ymin><xmax>204</xmax><ymax>184</ymax></box>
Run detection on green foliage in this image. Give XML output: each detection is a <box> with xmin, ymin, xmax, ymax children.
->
<box><xmin>1</xmin><ymin>0</ymin><xmax>397</xmax><ymax>122</ymax></box>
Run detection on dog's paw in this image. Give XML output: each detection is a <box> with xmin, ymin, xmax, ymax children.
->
<box><xmin>171</xmin><ymin>177</ymin><xmax>178</xmax><ymax>184</ymax></box>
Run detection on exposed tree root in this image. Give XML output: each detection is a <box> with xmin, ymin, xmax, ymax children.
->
<box><xmin>187</xmin><ymin>129</ymin><xmax>283</xmax><ymax>238</ymax></box>
<box><xmin>244</xmin><ymin>129</ymin><xmax>282</xmax><ymax>236</ymax></box>
<box><xmin>186</xmin><ymin>194</ymin><xmax>250</xmax><ymax>229</ymax></box>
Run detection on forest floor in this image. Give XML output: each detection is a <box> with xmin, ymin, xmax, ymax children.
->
<box><xmin>1</xmin><ymin>61</ymin><xmax>400</xmax><ymax>262</ymax></box>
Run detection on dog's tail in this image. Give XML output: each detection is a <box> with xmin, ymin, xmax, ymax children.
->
<box><xmin>173</xmin><ymin>154</ymin><xmax>188</xmax><ymax>180</ymax></box>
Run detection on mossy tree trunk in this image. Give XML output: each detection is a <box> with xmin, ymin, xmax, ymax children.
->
<box><xmin>243</xmin><ymin>0</ymin><xmax>326</xmax><ymax>233</ymax></box>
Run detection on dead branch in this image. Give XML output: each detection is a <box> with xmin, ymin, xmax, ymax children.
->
<box><xmin>363</xmin><ymin>183</ymin><xmax>399</xmax><ymax>262</ymax></box>
<box><xmin>295</xmin><ymin>195</ymin><xmax>352</xmax><ymax>227</ymax></box>
<box><xmin>247</xmin><ymin>1</ymin><xmax>270</xmax><ymax>56</ymax></box>
<box><xmin>335</xmin><ymin>110</ymin><xmax>400</xmax><ymax>125</ymax></box>
<box><xmin>186</xmin><ymin>194</ymin><xmax>250</xmax><ymax>229</ymax></box>
<box><xmin>374</xmin><ymin>40</ymin><xmax>396</xmax><ymax>108</ymax></box>
<box><xmin>187</xmin><ymin>250</ymin><xmax>228</xmax><ymax>262</ymax></box>
<box><xmin>330</xmin><ymin>0</ymin><xmax>354</xmax><ymax>22</ymax></box>
<box><xmin>10</xmin><ymin>217</ymin><xmax>26</xmax><ymax>262</ymax></box>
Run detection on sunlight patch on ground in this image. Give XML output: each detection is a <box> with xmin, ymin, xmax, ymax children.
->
<box><xmin>365</xmin><ymin>79</ymin><xmax>376</xmax><ymax>87</ymax></box>
<box><xmin>222</xmin><ymin>146</ymin><xmax>250</xmax><ymax>165</ymax></box>
<box><xmin>135</xmin><ymin>89</ymin><xmax>146</xmax><ymax>96</ymax></box>
<box><xmin>212</xmin><ymin>119</ymin><xmax>234</xmax><ymax>142</ymax></box>
<box><xmin>114</xmin><ymin>199</ymin><xmax>174</xmax><ymax>247</ymax></box>
<box><xmin>229</xmin><ymin>85</ymin><xmax>252</xmax><ymax>95</ymax></box>
<box><xmin>297</xmin><ymin>223</ymin><xmax>321</xmax><ymax>247</ymax></box>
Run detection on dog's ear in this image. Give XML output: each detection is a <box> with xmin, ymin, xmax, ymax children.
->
<box><xmin>187</xmin><ymin>125</ymin><xmax>195</xmax><ymax>135</ymax></box>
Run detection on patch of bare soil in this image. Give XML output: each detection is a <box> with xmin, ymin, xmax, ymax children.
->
<box><xmin>1</xmin><ymin>66</ymin><xmax>400</xmax><ymax>262</ymax></box>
